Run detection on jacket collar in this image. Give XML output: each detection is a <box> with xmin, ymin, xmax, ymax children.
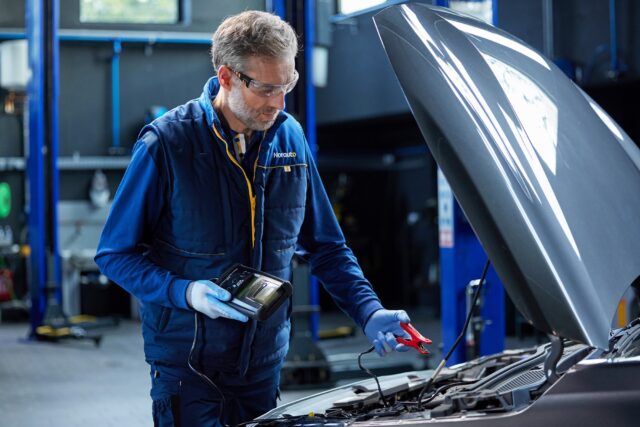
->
<box><xmin>198</xmin><ymin>76</ymin><xmax>255</xmax><ymax>144</ymax></box>
<box><xmin>198</xmin><ymin>76</ymin><xmax>223</xmax><ymax>132</ymax></box>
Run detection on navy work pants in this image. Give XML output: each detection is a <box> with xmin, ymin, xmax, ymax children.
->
<box><xmin>150</xmin><ymin>361</ymin><xmax>282</xmax><ymax>426</ymax></box>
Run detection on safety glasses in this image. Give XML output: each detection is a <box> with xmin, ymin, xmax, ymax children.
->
<box><xmin>230</xmin><ymin>68</ymin><xmax>299</xmax><ymax>98</ymax></box>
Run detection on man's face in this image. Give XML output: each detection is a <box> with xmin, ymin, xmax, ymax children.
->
<box><xmin>227</xmin><ymin>56</ymin><xmax>296</xmax><ymax>132</ymax></box>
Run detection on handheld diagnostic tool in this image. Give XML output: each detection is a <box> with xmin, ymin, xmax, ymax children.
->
<box><xmin>215</xmin><ymin>264</ymin><xmax>293</xmax><ymax>321</ymax></box>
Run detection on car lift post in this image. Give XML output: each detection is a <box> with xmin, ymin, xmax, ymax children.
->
<box><xmin>26</xmin><ymin>0</ymin><xmax>102</xmax><ymax>345</ymax></box>
<box><xmin>435</xmin><ymin>0</ymin><xmax>504</xmax><ymax>366</ymax></box>
<box><xmin>26</xmin><ymin>0</ymin><xmax>62</xmax><ymax>332</ymax></box>
<box><xmin>269</xmin><ymin>0</ymin><xmax>320</xmax><ymax>342</ymax></box>
<box><xmin>438</xmin><ymin>170</ymin><xmax>505</xmax><ymax>365</ymax></box>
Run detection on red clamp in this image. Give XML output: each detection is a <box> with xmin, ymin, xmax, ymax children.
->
<box><xmin>396</xmin><ymin>322</ymin><xmax>432</xmax><ymax>355</ymax></box>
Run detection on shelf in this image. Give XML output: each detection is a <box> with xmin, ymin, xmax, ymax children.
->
<box><xmin>58</xmin><ymin>156</ymin><xmax>131</xmax><ymax>170</ymax></box>
<box><xmin>0</xmin><ymin>156</ymin><xmax>131</xmax><ymax>171</ymax></box>
<box><xmin>0</xmin><ymin>28</ymin><xmax>211</xmax><ymax>44</ymax></box>
<box><xmin>0</xmin><ymin>157</ymin><xmax>25</xmax><ymax>171</ymax></box>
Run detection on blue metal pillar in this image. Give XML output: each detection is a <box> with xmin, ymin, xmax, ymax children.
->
<box><xmin>266</xmin><ymin>0</ymin><xmax>287</xmax><ymax>19</ymax></box>
<box><xmin>26</xmin><ymin>0</ymin><xmax>47</xmax><ymax>330</ymax></box>
<box><xmin>50</xmin><ymin>0</ymin><xmax>62</xmax><ymax>300</ymax></box>
<box><xmin>609</xmin><ymin>0</ymin><xmax>619</xmax><ymax>76</ymax></box>
<box><xmin>266</xmin><ymin>0</ymin><xmax>320</xmax><ymax>341</ymax></box>
<box><xmin>492</xmin><ymin>0</ymin><xmax>499</xmax><ymax>26</ymax></box>
<box><xmin>268</xmin><ymin>0</ymin><xmax>292</xmax><ymax>114</ymax></box>
<box><xmin>438</xmin><ymin>171</ymin><xmax>504</xmax><ymax>365</ymax></box>
<box><xmin>303</xmin><ymin>0</ymin><xmax>320</xmax><ymax>342</ymax></box>
<box><xmin>111</xmin><ymin>40</ymin><xmax>121</xmax><ymax>149</ymax></box>
<box><xmin>26</xmin><ymin>0</ymin><xmax>61</xmax><ymax>332</ymax></box>
<box><xmin>437</xmin><ymin>0</ymin><xmax>503</xmax><ymax>366</ymax></box>
<box><xmin>270</xmin><ymin>0</ymin><xmax>320</xmax><ymax>342</ymax></box>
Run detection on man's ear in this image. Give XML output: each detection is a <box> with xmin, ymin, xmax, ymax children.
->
<box><xmin>217</xmin><ymin>66</ymin><xmax>233</xmax><ymax>90</ymax></box>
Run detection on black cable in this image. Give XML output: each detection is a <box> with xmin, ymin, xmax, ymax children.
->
<box><xmin>404</xmin><ymin>381</ymin><xmax>466</xmax><ymax>409</ymax></box>
<box><xmin>358</xmin><ymin>346</ymin><xmax>389</xmax><ymax>407</ymax></box>
<box><xmin>397</xmin><ymin>381</ymin><xmax>462</xmax><ymax>405</ymax></box>
<box><xmin>188</xmin><ymin>312</ymin><xmax>229</xmax><ymax>427</ymax></box>
<box><xmin>416</xmin><ymin>259</ymin><xmax>491</xmax><ymax>408</ymax></box>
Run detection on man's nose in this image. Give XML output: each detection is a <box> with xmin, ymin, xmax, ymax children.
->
<box><xmin>269</xmin><ymin>91</ymin><xmax>286</xmax><ymax>110</ymax></box>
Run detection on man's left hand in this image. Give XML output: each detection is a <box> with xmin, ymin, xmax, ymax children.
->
<box><xmin>364</xmin><ymin>309</ymin><xmax>412</xmax><ymax>356</ymax></box>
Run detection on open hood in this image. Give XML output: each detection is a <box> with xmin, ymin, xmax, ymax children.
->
<box><xmin>374</xmin><ymin>3</ymin><xmax>640</xmax><ymax>349</ymax></box>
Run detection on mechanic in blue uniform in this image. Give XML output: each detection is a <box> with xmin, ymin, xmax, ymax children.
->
<box><xmin>96</xmin><ymin>10</ymin><xmax>412</xmax><ymax>427</ymax></box>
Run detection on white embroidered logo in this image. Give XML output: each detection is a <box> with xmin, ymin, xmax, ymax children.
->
<box><xmin>273</xmin><ymin>152</ymin><xmax>297</xmax><ymax>158</ymax></box>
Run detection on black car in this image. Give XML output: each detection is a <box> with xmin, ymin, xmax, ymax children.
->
<box><xmin>252</xmin><ymin>3</ymin><xmax>640</xmax><ymax>426</ymax></box>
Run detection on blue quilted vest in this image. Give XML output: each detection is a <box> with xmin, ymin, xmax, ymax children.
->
<box><xmin>140</xmin><ymin>78</ymin><xmax>311</xmax><ymax>374</ymax></box>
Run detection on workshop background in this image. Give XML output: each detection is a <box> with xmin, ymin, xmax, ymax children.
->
<box><xmin>1</xmin><ymin>0</ymin><xmax>639</xmax><ymax>425</ymax></box>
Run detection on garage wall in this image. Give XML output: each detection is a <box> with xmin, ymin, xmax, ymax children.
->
<box><xmin>502</xmin><ymin>0</ymin><xmax>639</xmax><ymax>85</ymax></box>
<box><xmin>317</xmin><ymin>0</ymin><xmax>640</xmax><ymax>125</ymax></box>
<box><xmin>4</xmin><ymin>0</ymin><xmax>637</xmax><ymax>194</ymax></box>
<box><xmin>315</xmin><ymin>7</ymin><xmax>409</xmax><ymax>125</ymax></box>
<box><xmin>58</xmin><ymin>42</ymin><xmax>212</xmax><ymax>157</ymax></box>
<box><xmin>312</xmin><ymin>0</ymin><xmax>640</xmax><ymax>310</ymax></box>
<box><xmin>0</xmin><ymin>0</ymin><xmax>264</xmax><ymax>204</ymax></box>
<box><xmin>0</xmin><ymin>0</ymin><xmax>265</xmax><ymax>32</ymax></box>
<box><xmin>1</xmin><ymin>0</ymin><xmax>638</xmax><ymax>307</ymax></box>
<box><xmin>0</xmin><ymin>0</ymin><xmax>267</xmax><ymax>303</ymax></box>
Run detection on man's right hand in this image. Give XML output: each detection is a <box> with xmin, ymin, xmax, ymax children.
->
<box><xmin>186</xmin><ymin>280</ymin><xmax>249</xmax><ymax>322</ymax></box>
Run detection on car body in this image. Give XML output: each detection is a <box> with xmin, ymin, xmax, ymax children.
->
<box><xmin>252</xmin><ymin>3</ymin><xmax>640</xmax><ymax>426</ymax></box>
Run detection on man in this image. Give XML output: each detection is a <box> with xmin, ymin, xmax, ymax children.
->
<box><xmin>96</xmin><ymin>10</ymin><xmax>412</xmax><ymax>426</ymax></box>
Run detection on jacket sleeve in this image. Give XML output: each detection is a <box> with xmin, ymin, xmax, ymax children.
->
<box><xmin>296</xmin><ymin>143</ymin><xmax>384</xmax><ymax>329</ymax></box>
<box><xmin>94</xmin><ymin>133</ymin><xmax>191</xmax><ymax>310</ymax></box>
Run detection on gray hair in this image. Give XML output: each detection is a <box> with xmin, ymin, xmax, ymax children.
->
<box><xmin>211</xmin><ymin>10</ymin><xmax>298</xmax><ymax>72</ymax></box>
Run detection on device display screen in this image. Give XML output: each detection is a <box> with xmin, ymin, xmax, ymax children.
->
<box><xmin>218</xmin><ymin>265</ymin><xmax>292</xmax><ymax>321</ymax></box>
<box><xmin>237</xmin><ymin>275</ymin><xmax>280</xmax><ymax>305</ymax></box>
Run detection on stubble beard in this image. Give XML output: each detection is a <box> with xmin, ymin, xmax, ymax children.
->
<box><xmin>228</xmin><ymin>85</ymin><xmax>278</xmax><ymax>132</ymax></box>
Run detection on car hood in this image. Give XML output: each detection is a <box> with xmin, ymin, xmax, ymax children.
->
<box><xmin>374</xmin><ymin>3</ymin><xmax>640</xmax><ymax>349</ymax></box>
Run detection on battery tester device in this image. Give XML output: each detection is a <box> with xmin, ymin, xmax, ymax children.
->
<box><xmin>215</xmin><ymin>264</ymin><xmax>293</xmax><ymax>321</ymax></box>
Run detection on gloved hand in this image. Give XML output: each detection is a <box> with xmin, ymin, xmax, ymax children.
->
<box><xmin>186</xmin><ymin>280</ymin><xmax>249</xmax><ymax>322</ymax></box>
<box><xmin>364</xmin><ymin>309</ymin><xmax>412</xmax><ymax>356</ymax></box>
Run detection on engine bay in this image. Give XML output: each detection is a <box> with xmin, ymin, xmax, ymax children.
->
<box><xmin>253</xmin><ymin>341</ymin><xmax>593</xmax><ymax>425</ymax></box>
<box><xmin>252</xmin><ymin>320</ymin><xmax>640</xmax><ymax>426</ymax></box>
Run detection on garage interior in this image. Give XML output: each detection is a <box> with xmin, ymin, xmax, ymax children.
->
<box><xmin>1</xmin><ymin>0</ymin><xmax>639</xmax><ymax>426</ymax></box>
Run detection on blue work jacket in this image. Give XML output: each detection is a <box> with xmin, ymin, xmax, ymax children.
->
<box><xmin>95</xmin><ymin>77</ymin><xmax>383</xmax><ymax>375</ymax></box>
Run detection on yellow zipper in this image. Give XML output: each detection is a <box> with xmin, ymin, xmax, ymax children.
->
<box><xmin>212</xmin><ymin>124</ymin><xmax>256</xmax><ymax>248</ymax></box>
<box><xmin>253</xmin><ymin>133</ymin><xmax>266</xmax><ymax>184</ymax></box>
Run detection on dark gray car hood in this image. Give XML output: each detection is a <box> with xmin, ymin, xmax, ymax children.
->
<box><xmin>374</xmin><ymin>3</ymin><xmax>640</xmax><ymax>349</ymax></box>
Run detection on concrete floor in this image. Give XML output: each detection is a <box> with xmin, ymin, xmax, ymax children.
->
<box><xmin>0</xmin><ymin>320</ymin><xmax>150</xmax><ymax>426</ymax></box>
<box><xmin>0</xmin><ymin>312</ymin><xmax>539</xmax><ymax>426</ymax></box>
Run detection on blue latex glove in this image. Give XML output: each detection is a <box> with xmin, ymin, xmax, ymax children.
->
<box><xmin>186</xmin><ymin>280</ymin><xmax>249</xmax><ymax>322</ymax></box>
<box><xmin>364</xmin><ymin>309</ymin><xmax>412</xmax><ymax>356</ymax></box>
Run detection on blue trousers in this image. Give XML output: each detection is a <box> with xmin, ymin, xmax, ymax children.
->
<box><xmin>150</xmin><ymin>361</ymin><xmax>282</xmax><ymax>426</ymax></box>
